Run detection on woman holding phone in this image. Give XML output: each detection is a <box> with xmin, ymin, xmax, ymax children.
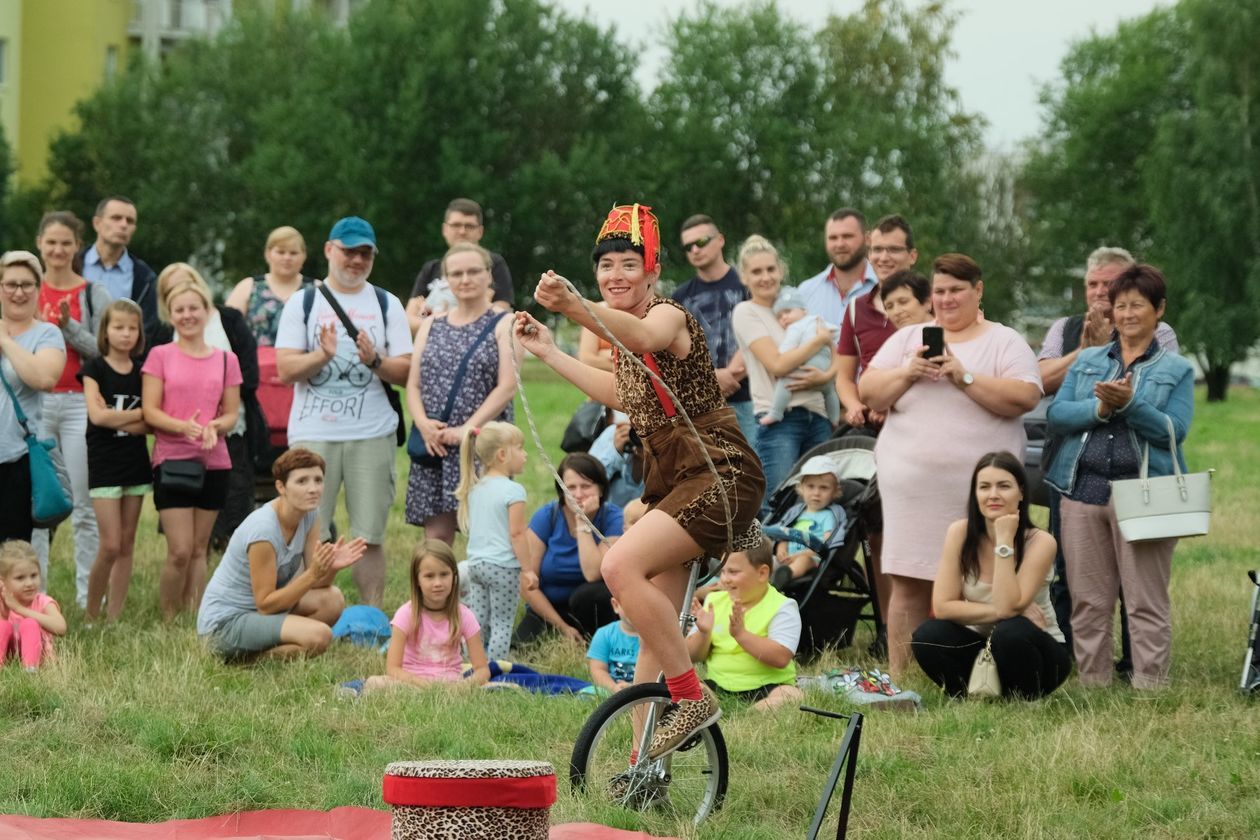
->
<box><xmin>859</xmin><ymin>253</ymin><xmax>1041</xmax><ymax>678</ymax></box>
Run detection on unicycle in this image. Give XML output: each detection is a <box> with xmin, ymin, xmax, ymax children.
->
<box><xmin>569</xmin><ymin>557</ymin><xmax>729</xmax><ymax>825</ymax></box>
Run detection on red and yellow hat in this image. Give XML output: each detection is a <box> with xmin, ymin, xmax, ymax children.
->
<box><xmin>595</xmin><ymin>203</ymin><xmax>661</xmax><ymax>274</ymax></box>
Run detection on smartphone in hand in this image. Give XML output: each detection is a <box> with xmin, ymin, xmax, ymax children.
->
<box><xmin>921</xmin><ymin>326</ymin><xmax>945</xmax><ymax>360</ymax></box>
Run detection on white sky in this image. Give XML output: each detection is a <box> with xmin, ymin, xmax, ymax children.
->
<box><xmin>553</xmin><ymin>0</ymin><xmax>1168</xmax><ymax>149</ymax></box>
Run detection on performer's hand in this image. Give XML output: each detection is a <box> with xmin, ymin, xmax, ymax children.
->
<box><xmin>534</xmin><ymin>270</ymin><xmax>581</xmax><ymax>316</ymax></box>
<box><xmin>513</xmin><ymin>312</ymin><xmax>555</xmax><ymax>361</ymax></box>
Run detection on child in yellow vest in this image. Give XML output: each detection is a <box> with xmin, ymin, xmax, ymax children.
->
<box><xmin>686</xmin><ymin>538</ymin><xmax>803</xmax><ymax>710</ymax></box>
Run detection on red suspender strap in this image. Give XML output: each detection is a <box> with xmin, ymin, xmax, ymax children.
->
<box><xmin>613</xmin><ymin>347</ymin><xmax>677</xmax><ymax>418</ymax></box>
<box><xmin>642</xmin><ymin>353</ymin><xmax>677</xmax><ymax>418</ymax></box>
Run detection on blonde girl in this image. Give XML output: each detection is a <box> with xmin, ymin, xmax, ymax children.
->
<box><xmin>80</xmin><ymin>300</ymin><xmax>152</xmax><ymax>622</ymax></box>
<box><xmin>0</xmin><ymin>541</ymin><xmax>66</xmax><ymax>670</ymax></box>
<box><xmin>362</xmin><ymin>540</ymin><xmax>490</xmax><ymax>693</ymax></box>
<box><xmin>142</xmin><ymin>265</ymin><xmax>243</xmax><ymax>620</ymax></box>
<box><xmin>453</xmin><ymin>421</ymin><xmax>536</xmax><ymax>660</ymax></box>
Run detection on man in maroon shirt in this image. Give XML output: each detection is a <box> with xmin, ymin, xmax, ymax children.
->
<box><xmin>832</xmin><ymin>215</ymin><xmax>918</xmax><ymax>656</ymax></box>
<box><xmin>835</xmin><ymin>215</ymin><xmax>919</xmax><ymax>429</ymax></box>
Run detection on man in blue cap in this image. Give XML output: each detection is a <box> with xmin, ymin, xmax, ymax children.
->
<box><xmin>273</xmin><ymin>217</ymin><xmax>413</xmax><ymax>606</ymax></box>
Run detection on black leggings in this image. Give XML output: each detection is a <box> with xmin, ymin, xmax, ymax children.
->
<box><xmin>513</xmin><ymin>580</ymin><xmax>615</xmax><ymax>644</ymax></box>
<box><xmin>911</xmin><ymin>616</ymin><xmax>1072</xmax><ymax>699</ymax></box>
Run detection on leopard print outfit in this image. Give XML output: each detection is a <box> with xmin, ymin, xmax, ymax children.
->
<box><xmin>614</xmin><ymin>297</ymin><xmax>765</xmax><ymax>556</ymax></box>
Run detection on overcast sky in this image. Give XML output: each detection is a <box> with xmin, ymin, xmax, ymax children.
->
<box><xmin>553</xmin><ymin>0</ymin><xmax>1167</xmax><ymax>149</ymax></box>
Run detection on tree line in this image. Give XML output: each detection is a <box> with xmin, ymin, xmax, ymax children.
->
<box><xmin>0</xmin><ymin>0</ymin><xmax>1254</xmax><ymax>399</ymax></box>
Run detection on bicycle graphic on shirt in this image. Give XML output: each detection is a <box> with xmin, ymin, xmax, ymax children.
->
<box><xmin>299</xmin><ymin>354</ymin><xmax>372</xmax><ymax>422</ymax></box>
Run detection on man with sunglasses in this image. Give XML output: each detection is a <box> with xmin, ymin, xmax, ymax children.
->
<box><xmin>405</xmin><ymin>198</ymin><xmax>514</xmax><ymax>331</ymax></box>
<box><xmin>274</xmin><ymin>217</ymin><xmax>412</xmax><ymax>606</ymax></box>
<box><xmin>671</xmin><ymin>214</ymin><xmax>756</xmax><ymax>446</ymax></box>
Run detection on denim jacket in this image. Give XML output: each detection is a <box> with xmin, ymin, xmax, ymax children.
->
<box><xmin>1045</xmin><ymin>341</ymin><xmax>1193</xmax><ymax>495</ymax></box>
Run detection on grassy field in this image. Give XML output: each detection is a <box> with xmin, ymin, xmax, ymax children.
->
<box><xmin>2</xmin><ymin>368</ymin><xmax>1259</xmax><ymax>839</ymax></box>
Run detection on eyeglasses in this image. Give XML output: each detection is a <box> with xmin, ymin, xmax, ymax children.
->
<box><xmin>444</xmin><ymin>221</ymin><xmax>482</xmax><ymax>233</ymax></box>
<box><xmin>332</xmin><ymin>244</ymin><xmax>376</xmax><ymax>261</ymax></box>
<box><xmin>0</xmin><ymin>281</ymin><xmax>37</xmax><ymax>294</ymax></box>
<box><xmin>683</xmin><ymin>235</ymin><xmax>716</xmax><ymax>252</ymax></box>
<box><xmin>870</xmin><ymin>246</ymin><xmax>909</xmax><ymax>256</ymax></box>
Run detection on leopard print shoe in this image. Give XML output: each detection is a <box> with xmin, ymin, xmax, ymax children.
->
<box><xmin>646</xmin><ymin>684</ymin><xmax>721</xmax><ymax>760</ymax></box>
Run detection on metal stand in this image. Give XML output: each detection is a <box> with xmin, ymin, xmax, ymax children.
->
<box><xmin>801</xmin><ymin>706</ymin><xmax>863</xmax><ymax>840</ymax></box>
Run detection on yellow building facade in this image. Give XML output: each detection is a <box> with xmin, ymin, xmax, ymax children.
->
<box><xmin>0</xmin><ymin>0</ymin><xmax>135</xmax><ymax>184</ymax></box>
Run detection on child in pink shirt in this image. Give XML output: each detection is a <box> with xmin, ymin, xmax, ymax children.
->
<box><xmin>0</xmin><ymin>541</ymin><xmax>67</xmax><ymax>670</ymax></box>
<box><xmin>362</xmin><ymin>541</ymin><xmax>490</xmax><ymax>693</ymax></box>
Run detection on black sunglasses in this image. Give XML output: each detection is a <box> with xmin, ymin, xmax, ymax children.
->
<box><xmin>682</xmin><ymin>235</ymin><xmax>716</xmax><ymax>252</ymax></box>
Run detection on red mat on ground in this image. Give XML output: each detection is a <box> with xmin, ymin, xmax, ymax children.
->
<box><xmin>0</xmin><ymin>807</ymin><xmax>677</xmax><ymax>840</ymax></box>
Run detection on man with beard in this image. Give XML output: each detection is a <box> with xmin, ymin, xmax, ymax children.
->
<box><xmin>275</xmin><ymin>217</ymin><xmax>412</xmax><ymax>606</ymax></box>
<box><xmin>799</xmin><ymin>208</ymin><xmax>878</xmax><ymax>327</ymax></box>
<box><xmin>671</xmin><ymin>214</ymin><xmax>755</xmax><ymax>446</ymax></box>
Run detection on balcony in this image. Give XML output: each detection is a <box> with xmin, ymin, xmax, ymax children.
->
<box><xmin>128</xmin><ymin>0</ymin><xmax>232</xmax><ymax>44</ymax></box>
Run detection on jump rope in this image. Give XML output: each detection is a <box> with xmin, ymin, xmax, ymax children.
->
<box><xmin>509</xmin><ymin>271</ymin><xmax>736</xmax><ymax>560</ymax></box>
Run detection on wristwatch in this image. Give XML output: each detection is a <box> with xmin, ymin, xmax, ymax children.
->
<box><xmin>368</xmin><ymin>353</ymin><xmax>383</xmax><ymax>370</ymax></box>
<box><xmin>995</xmin><ymin>544</ymin><xmax>1015</xmax><ymax>558</ymax></box>
<box><xmin>960</xmin><ymin>371</ymin><xmax>975</xmax><ymax>387</ymax></box>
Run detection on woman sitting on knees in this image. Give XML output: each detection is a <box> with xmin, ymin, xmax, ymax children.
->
<box><xmin>911</xmin><ymin>452</ymin><xmax>1070</xmax><ymax>699</ymax></box>
<box><xmin>514</xmin><ymin>453</ymin><xmax>624</xmax><ymax>645</ymax></box>
<box><xmin>197</xmin><ymin>447</ymin><xmax>365</xmax><ymax>661</ymax></box>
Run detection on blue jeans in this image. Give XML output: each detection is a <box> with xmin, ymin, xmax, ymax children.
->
<box><xmin>754</xmin><ymin>406</ymin><xmax>832</xmax><ymax>514</ymax></box>
<box><xmin>729</xmin><ymin>400</ymin><xmax>759</xmax><ymax>451</ymax></box>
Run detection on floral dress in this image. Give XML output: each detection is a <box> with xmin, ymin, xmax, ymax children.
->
<box><xmin>405</xmin><ymin>310</ymin><xmax>511</xmax><ymax>523</ymax></box>
<box><xmin>245</xmin><ymin>276</ymin><xmax>310</xmax><ymax>346</ymax></box>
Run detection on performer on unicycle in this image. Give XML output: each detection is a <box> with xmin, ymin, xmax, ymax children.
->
<box><xmin>514</xmin><ymin>204</ymin><xmax>765</xmax><ymax>759</ymax></box>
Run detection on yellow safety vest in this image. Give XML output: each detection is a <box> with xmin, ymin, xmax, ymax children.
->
<box><xmin>704</xmin><ymin>587</ymin><xmax>797</xmax><ymax>692</ymax></box>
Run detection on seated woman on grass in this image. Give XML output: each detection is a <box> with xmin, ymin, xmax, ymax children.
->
<box><xmin>910</xmin><ymin>451</ymin><xmax>1070</xmax><ymax>699</ymax></box>
<box><xmin>197</xmin><ymin>447</ymin><xmax>365</xmax><ymax>661</ymax></box>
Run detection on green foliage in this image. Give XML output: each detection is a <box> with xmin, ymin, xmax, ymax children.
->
<box><xmin>0</xmin><ymin>122</ymin><xmax>11</xmax><ymax>247</ymax></box>
<box><xmin>1024</xmin><ymin>0</ymin><xmax>1260</xmax><ymax>399</ymax></box>
<box><xmin>32</xmin><ymin>0</ymin><xmax>1004</xmax><ymax>316</ymax></box>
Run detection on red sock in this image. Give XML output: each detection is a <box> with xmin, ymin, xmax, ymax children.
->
<box><xmin>665</xmin><ymin>669</ymin><xmax>703</xmax><ymax>702</ymax></box>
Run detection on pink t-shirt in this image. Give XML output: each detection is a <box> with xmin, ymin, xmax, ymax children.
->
<box><xmin>142</xmin><ymin>344</ymin><xmax>243</xmax><ymax>470</ymax></box>
<box><xmin>5</xmin><ymin>592</ymin><xmax>58</xmax><ymax>657</ymax></box>
<box><xmin>390</xmin><ymin>601</ymin><xmax>480</xmax><ymax>681</ymax></box>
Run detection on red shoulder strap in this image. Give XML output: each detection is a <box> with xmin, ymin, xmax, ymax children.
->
<box><xmin>613</xmin><ymin>348</ymin><xmax>676</xmax><ymax>418</ymax></box>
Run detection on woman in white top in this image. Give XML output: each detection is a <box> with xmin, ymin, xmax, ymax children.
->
<box><xmin>911</xmin><ymin>451</ymin><xmax>1071</xmax><ymax>699</ymax></box>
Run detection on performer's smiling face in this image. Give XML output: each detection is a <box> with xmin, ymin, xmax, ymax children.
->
<box><xmin>596</xmin><ymin>249</ymin><xmax>659</xmax><ymax>313</ymax></box>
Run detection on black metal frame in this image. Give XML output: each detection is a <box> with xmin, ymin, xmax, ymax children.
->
<box><xmin>801</xmin><ymin>706</ymin><xmax>864</xmax><ymax>840</ymax></box>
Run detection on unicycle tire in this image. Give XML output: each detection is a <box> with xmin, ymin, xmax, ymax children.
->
<box><xmin>570</xmin><ymin>682</ymin><xmax>728</xmax><ymax>825</ymax></box>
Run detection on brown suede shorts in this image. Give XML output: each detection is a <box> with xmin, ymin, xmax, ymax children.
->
<box><xmin>639</xmin><ymin>407</ymin><xmax>765</xmax><ymax>559</ymax></box>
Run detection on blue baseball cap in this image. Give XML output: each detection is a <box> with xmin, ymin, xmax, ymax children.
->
<box><xmin>328</xmin><ymin>216</ymin><xmax>378</xmax><ymax>251</ymax></box>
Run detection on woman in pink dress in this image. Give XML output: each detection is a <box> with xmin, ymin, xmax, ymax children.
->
<box><xmin>860</xmin><ymin>253</ymin><xmax>1041</xmax><ymax>678</ymax></box>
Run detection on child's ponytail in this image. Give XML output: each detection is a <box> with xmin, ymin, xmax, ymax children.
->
<box><xmin>453</xmin><ymin>421</ymin><xmax>526</xmax><ymax>534</ymax></box>
<box><xmin>453</xmin><ymin>426</ymin><xmax>481</xmax><ymax>532</ymax></box>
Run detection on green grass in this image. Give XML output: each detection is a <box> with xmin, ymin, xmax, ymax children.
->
<box><xmin>3</xmin><ymin>376</ymin><xmax>1259</xmax><ymax>838</ymax></box>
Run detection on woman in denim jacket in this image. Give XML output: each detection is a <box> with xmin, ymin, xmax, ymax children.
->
<box><xmin>1046</xmin><ymin>264</ymin><xmax>1193</xmax><ymax>690</ymax></box>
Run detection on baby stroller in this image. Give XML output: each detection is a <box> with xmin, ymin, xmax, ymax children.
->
<box><xmin>762</xmin><ymin>436</ymin><xmax>882</xmax><ymax>658</ymax></box>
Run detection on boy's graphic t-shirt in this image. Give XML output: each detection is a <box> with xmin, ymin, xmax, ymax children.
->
<box><xmin>786</xmin><ymin>507</ymin><xmax>837</xmax><ymax>555</ymax></box>
<box><xmin>587</xmin><ymin>621</ymin><xmax>641</xmax><ymax>683</ymax></box>
<box><xmin>391</xmin><ymin>601</ymin><xmax>480</xmax><ymax>681</ymax></box>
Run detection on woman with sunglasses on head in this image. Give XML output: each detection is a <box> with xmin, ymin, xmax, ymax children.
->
<box><xmin>515</xmin><ymin>204</ymin><xmax>764</xmax><ymax>760</ymax></box>
<box><xmin>0</xmin><ymin>252</ymin><xmax>68</xmax><ymax>546</ymax></box>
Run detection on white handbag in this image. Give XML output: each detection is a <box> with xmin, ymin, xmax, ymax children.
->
<box><xmin>966</xmin><ymin>636</ymin><xmax>1002</xmax><ymax>699</ymax></box>
<box><xmin>1111</xmin><ymin>416</ymin><xmax>1212</xmax><ymax>543</ymax></box>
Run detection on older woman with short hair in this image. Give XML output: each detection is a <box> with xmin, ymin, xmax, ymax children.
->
<box><xmin>1046</xmin><ymin>264</ymin><xmax>1193</xmax><ymax>690</ymax></box>
<box><xmin>860</xmin><ymin>253</ymin><xmax>1042</xmax><ymax>677</ymax></box>
<box><xmin>0</xmin><ymin>251</ymin><xmax>67</xmax><ymax>548</ymax></box>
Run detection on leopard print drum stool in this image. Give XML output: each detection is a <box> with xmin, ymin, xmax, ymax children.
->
<box><xmin>383</xmin><ymin>759</ymin><xmax>556</xmax><ymax>840</ymax></box>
